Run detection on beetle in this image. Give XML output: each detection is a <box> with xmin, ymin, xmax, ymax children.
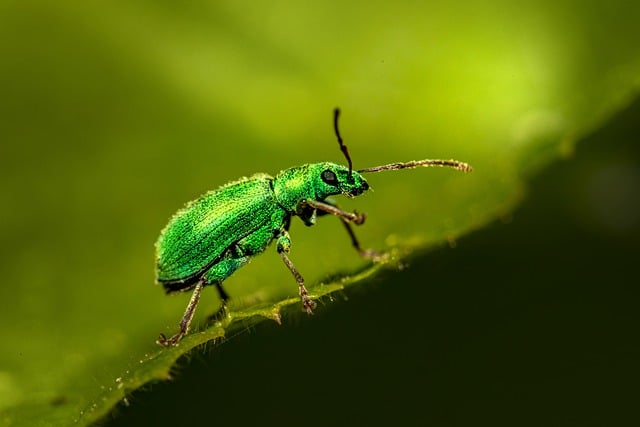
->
<box><xmin>155</xmin><ymin>108</ymin><xmax>472</xmax><ymax>346</ymax></box>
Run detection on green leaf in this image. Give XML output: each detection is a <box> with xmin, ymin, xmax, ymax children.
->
<box><xmin>0</xmin><ymin>1</ymin><xmax>638</xmax><ymax>425</ymax></box>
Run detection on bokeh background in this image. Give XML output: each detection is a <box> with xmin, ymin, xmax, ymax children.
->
<box><xmin>0</xmin><ymin>1</ymin><xmax>638</xmax><ymax>426</ymax></box>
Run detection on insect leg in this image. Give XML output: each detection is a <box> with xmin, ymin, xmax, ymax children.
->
<box><xmin>299</xmin><ymin>199</ymin><xmax>366</xmax><ymax>225</ymax></box>
<box><xmin>276</xmin><ymin>230</ymin><xmax>316</xmax><ymax>314</ymax></box>
<box><xmin>204</xmin><ymin>282</ymin><xmax>231</xmax><ymax>324</ymax></box>
<box><xmin>157</xmin><ymin>277</ymin><xmax>205</xmax><ymax>347</ymax></box>
<box><xmin>316</xmin><ymin>198</ymin><xmax>381</xmax><ymax>260</ymax></box>
<box><xmin>203</xmin><ymin>254</ymin><xmax>251</xmax><ymax>322</ymax></box>
<box><xmin>214</xmin><ymin>282</ymin><xmax>230</xmax><ymax>306</ymax></box>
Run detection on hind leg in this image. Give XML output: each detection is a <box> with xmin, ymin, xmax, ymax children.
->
<box><xmin>156</xmin><ymin>255</ymin><xmax>252</xmax><ymax>347</ymax></box>
<box><xmin>157</xmin><ymin>277</ymin><xmax>206</xmax><ymax>347</ymax></box>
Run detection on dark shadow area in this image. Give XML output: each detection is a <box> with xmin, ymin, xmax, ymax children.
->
<box><xmin>107</xmin><ymin>98</ymin><xmax>640</xmax><ymax>426</ymax></box>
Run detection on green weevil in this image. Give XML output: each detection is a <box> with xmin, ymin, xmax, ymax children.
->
<box><xmin>155</xmin><ymin>108</ymin><xmax>472</xmax><ymax>346</ymax></box>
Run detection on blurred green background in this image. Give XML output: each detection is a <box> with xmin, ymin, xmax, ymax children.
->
<box><xmin>0</xmin><ymin>1</ymin><xmax>638</xmax><ymax>426</ymax></box>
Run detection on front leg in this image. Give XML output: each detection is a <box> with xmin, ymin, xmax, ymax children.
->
<box><xmin>276</xmin><ymin>230</ymin><xmax>316</xmax><ymax>314</ymax></box>
<box><xmin>314</xmin><ymin>198</ymin><xmax>382</xmax><ymax>261</ymax></box>
<box><xmin>297</xmin><ymin>199</ymin><xmax>366</xmax><ymax>225</ymax></box>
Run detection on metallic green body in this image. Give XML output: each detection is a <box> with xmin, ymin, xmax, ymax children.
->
<box><xmin>155</xmin><ymin>162</ymin><xmax>369</xmax><ymax>292</ymax></box>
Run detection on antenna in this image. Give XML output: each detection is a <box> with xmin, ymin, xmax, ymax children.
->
<box><xmin>333</xmin><ymin>108</ymin><xmax>353</xmax><ymax>178</ymax></box>
<box><xmin>358</xmin><ymin>159</ymin><xmax>472</xmax><ymax>173</ymax></box>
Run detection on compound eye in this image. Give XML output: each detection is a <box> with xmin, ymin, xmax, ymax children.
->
<box><xmin>321</xmin><ymin>169</ymin><xmax>338</xmax><ymax>185</ymax></box>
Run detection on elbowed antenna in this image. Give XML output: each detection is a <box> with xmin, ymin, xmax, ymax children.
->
<box><xmin>358</xmin><ymin>159</ymin><xmax>473</xmax><ymax>174</ymax></box>
<box><xmin>333</xmin><ymin>108</ymin><xmax>353</xmax><ymax>178</ymax></box>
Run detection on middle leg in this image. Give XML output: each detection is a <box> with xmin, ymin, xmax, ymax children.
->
<box><xmin>315</xmin><ymin>198</ymin><xmax>382</xmax><ymax>260</ymax></box>
<box><xmin>276</xmin><ymin>230</ymin><xmax>316</xmax><ymax>314</ymax></box>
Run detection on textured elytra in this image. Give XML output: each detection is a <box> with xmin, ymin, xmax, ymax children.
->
<box><xmin>155</xmin><ymin>173</ymin><xmax>277</xmax><ymax>284</ymax></box>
